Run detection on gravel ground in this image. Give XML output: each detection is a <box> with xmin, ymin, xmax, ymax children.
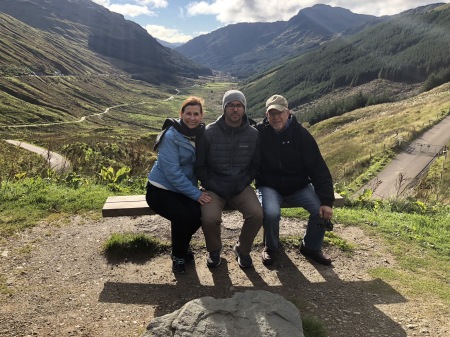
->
<box><xmin>0</xmin><ymin>212</ymin><xmax>448</xmax><ymax>337</ymax></box>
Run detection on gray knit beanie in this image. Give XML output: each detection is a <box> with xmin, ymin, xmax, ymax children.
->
<box><xmin>222</xmin><ymin>90</ymin><xmax>246</xmax><ymax>112</ymax></box>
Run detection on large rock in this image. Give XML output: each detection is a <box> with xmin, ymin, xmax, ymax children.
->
<box><xmin>141</xmin><ymin>290</ymin><xmax>304</xmax><ymax>337</ymax></box>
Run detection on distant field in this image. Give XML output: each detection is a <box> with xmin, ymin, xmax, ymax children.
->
<box><xmin>0</xmin><ymin>77</ymin><xmax>235</xmax><ymax>179</ymax></box>
<box><xmin>1</xmin><ymin>78</ymin><xmax>450</xmax><ymax>202</ymax></box>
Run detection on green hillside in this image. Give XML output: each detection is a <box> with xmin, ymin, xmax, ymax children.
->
<box><xmin>242</xmin><ymin>4</ymin><xmax>450</xmax><ymax>120</ymax></box>
<box><xmin>0</xmin><ymin>0</ymin><xmax>211</xmax><ymax>82</ymax></box>
<box><xmin>310</xmin><ymin>83</ymin><xmax>450</xmax><ymax>190</ymax></box>
<box><xmin>0</xmin><ymin>13</ymin><xmax>116</xmax><ymax>76</ymax></box>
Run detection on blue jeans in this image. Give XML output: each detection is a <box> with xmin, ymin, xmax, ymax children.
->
<box><xmin>257</xmin><ymin>184</ymin><xmax>325</xmax><ymax>251</ymax></box>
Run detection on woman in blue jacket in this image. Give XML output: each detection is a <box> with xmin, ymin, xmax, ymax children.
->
<box><xmin>146</xmin><ymin>96</ymin><xmax>211</xmax><ymax>274</ymax></box>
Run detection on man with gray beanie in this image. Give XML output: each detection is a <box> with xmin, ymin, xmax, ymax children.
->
<box><xmin>195</xmin><ymin>90</ymin><xmax>263</xmax><ymax>268</ymax></box>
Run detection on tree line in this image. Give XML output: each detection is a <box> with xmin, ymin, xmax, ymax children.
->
<box><xmin>243</xmin><ymin>6</ymin><xmax>450</xmax><ymax>123</ymax></box>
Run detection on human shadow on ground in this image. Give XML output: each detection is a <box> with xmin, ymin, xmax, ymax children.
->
<box><xmin>99</xmin><ymin>248</ymin><xmax>407</xmax><ymax>337</ymax></box>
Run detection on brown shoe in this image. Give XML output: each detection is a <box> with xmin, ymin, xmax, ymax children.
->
<box><xmin>261</xmin><ymin>247</ymin><xmax>275</xmax><ymax>265</ymax></box>
<box><xmin>300</xmin><ymin>243</ymin><xmax>332</xmax><ymax>266</ymax></box>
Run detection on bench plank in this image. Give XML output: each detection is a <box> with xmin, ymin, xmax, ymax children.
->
<box><xmin>102</xmin><ymin>193</ymin><xmax>344</xmax><ymax>217</ymax></box>
<box><xmin>102</xmin><ymin>195</ymin><xmax>152</xmax><ymax>217</ymax></box>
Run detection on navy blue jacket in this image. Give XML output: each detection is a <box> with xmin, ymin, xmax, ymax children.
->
<box><xmin>255</xmin><ymin>115</ymin><xmax>335</xmax><ymax>207</ymax></box>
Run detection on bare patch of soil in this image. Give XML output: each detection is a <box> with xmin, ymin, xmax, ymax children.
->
<box><xmin>0</xmin><ymin>213</ymin><xmax>448</xmax><ymax>337</ymax></box>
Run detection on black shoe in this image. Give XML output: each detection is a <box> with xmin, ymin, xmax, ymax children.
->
<box><xmin>172</xmin><ymin>256</ymin><xmax>186</xmax><ymax>274</ymax></box>
<box><xmin>185</xmin><ymin>249</ymin><xmax>194</xmax><ymax>264</ymax></box>
<box><xmin>233</xmin><ymin>244</ymin><xmax>253</xmax><ymax>268</ymax></box>
<box><xmin>261</xmin><ymin>247</ymin><xmax>275</xmax><ymax>265</ymax></box>
<box><xmin>300</xmin><ymin>243</ymin><xmax>332</xmax><ymax>266</ymax></box>
<box><xmin>206</xmin><ymin>248</ymin><xmax>222</xmax><ymax>267</ymax></box>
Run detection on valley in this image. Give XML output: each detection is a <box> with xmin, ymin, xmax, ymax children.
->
<box><xmin>0</xmin><ymin>1</ymin><xmax>449</xmax><ymax>337</ymax></box>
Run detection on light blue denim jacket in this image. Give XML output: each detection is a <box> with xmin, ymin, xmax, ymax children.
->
<box><xmin>148</xmin><ymin>126</ymin><xmax>201</xmax><ymax>201</ymax></box>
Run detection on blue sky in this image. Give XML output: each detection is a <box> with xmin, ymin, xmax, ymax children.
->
<box><xmin>91</xmin><ymin>1</ymin><xmax>449</xmax><ymax>43</ymax></box>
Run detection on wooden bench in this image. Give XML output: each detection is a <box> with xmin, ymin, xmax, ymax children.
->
<box><xmin>102</xmin><ymin>193</ymin><xmax>344</xmax><ymax>217</ymax></box>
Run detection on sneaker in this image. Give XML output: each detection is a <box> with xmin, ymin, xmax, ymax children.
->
<box><xmin>185</xmin><ymin>249</ymin><xmax>194</xmax><ymax>264</ymax></box>
<box><xmin>233</xmin><ymin>244</ymin><xmax>253</xmax><ymax>268</ymax></box>
<box><xmin>206</xmin><ymin>248</ymin><xmax>222</xmax><ymax>267</ymax></box>
<box><xmin>261</xmin><ymin>247</ymin><xmax>275</xmax><ymax>265</ymax></box>
<box><xmin>299</xmin><ymin>242</ymin><xmax>332</xmax><ymax>266</ymax></box>
<box><xmin>172</xmin><ymin>256</ymin><xmax>186</xmax><ymax>274</ymax></box>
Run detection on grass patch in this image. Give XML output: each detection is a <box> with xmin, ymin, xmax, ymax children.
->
<box><xmin>280</xmin><ymin>208</ymin><xmax>355</xmax><ymax>253</ymax></box>
<box><xmin>279</xmin><ymin>235</ymin><xmax>302</xmax><ymax>248</ymax></box>
<box><xmin>416</xmin><ymin>140</ymin><xmax>450</xmax><ymax>204</ymax></box>
<box><xmin>17</xmin><ymin>244</ymin><xmax>33</xmax><ymax>256</ymax></box>
<box><xmin>0</xmin><ymin>275</ymin><xmax>13</xmax><ymax>295</ymax></box>
<box><xmin>334</xmin><ymin>206</ymin><xmax>450</xmax><ymax>255</ymax></box>
<box><xmin>281</xmin><ymin>202</ymin><xmax>449</xmax><ymax>304</ymax></box>
<box><xmin>324</xmin><ymin>231</ymin><xmax>355</xmax><ymax>253</ymax></box>
<box><xmin>334</xmin><ymin>205</ymin><xmax>450</xmax><ymax>303</ymax></box>
<box><xmin>103</xmin><ymin>233</ymin><xmax>170</xmax><ymax>262</ymax></box>
<box><xmin>290</xmin><ymin>298</ymin><xmax>328</xmax><ymax>337</ymax></box>
<box><xmin>302</xmin><ymin>316</ymin><xmax>328</xmax><ymax>337</ymax></box>
<box><xmin>0</xmin><ymin>177</ymin><xmax>113</xmax><ymax>237</ymax></box>
<box><xmin>369</xmin><ymin>267</ymin><xmax>450</xmax><ymax>304</ymax></box>
<box><xmin>278</xmin><ymin>232</ymin><xmax>354</xmax><ymax>254</ymax></box>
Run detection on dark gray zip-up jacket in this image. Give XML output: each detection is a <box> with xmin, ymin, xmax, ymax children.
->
<box><xmin>195</xmin><ymin>114</ymin><xmax>260</xmax><ymax>199</ymax></box>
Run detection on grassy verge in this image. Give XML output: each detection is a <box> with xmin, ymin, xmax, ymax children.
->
<box><xmin>0</xmin><ymin>177</ymin><xmax>123</xmax><ymax>236</ymax></box>
<box><xmin>282</xmin><ymin>204</ymin><xmax>450</xmax><ymax>306</ymax></box>
<box><xmin>416</xmin><ymin>140</ymin><xmax>450</xmax><ymax>204</ymax></box>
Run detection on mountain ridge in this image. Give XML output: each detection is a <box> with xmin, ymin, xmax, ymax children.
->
<box><xmin>175</xmin><ymin>4</ymin><xmax>379</xmax><ymax>77</ymax></box>
<box><xmin>1</xmin><ymin>1</ymin><xmax>449</xmax><ymax>128</ymax></box>
<box><xmin>241</xmin><ymin>3</ymin><xmax>450</xmax><ymax>118</ymax></box>
<box><xmin>0</xmin><ymin>0</ymin><xmax>212</xmax><ymax>83</ymax></box>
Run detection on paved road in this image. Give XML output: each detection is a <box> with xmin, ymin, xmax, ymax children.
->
<box><xmin>356</xmin><ymin>115</ymin><xmax>450</xmax><ymax>199</ymax></box>
<box><xmin>5</xmin><ymin>140</ymin><xmax>70</xmax><ymax>172</ymax></box>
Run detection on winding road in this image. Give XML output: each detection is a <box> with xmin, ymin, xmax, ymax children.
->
<box><xmin>0</xmin><ymin>89</ymin><xmax>178</xmax><ymax>129</ymax></box>
<box><xmin>2</xmin><ymin>93</ymin><xmax>180</xmax><ymax>172</ymax></box>
<box><xmin>5</xmin><ymin>140</ymin><xmax>70</xmax><ymax>172</ymax></box>
<box><xmin>356</xmin><ymin>115</ymin><xmax>450</xmax><ymax>199</ymax></box>
<box><xmin>0</xmin><ymin>103</ymin><xmax>146</xmax><ymax>129</ymax></box>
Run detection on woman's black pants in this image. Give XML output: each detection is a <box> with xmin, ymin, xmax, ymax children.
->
<box><xmin>146</xmin><ymin>183</ymin><xmax>201</xmax><ymax>257</ymax></box>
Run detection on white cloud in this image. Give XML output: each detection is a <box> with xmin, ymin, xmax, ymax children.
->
<box><xmin>328</xmin><ymin>0</ymin><xmax>443</xmax><ymax>16</ymax></box>
<box><xmin>136</xmin><ymin>0</ymin><xmax>168</xmax><ymax>8</ymax></box>
<box><xmin>185</xmin><ymin>0</ymin><xmax>447</xmax><ymax>24</ymax></box>
<box><xmin>145</xmin><ymin>24</ymin><xmax>193</xmax><ymax>43</ymax></box>
<box><xmin>91</xmin><ymin>0</ymin><xmax>110</xmax><ymax>6</ymax></box>
<box><xmin>178</xmin><ymin>6</ymin><xmax>185</xmax><ymax>19</ymax></box>
<box><xmin>108</xmin><ymin>4</ymin><xmax>155</xmax><ymax>17</ymax></box>
<box><xmin>186</xmin><ymin>0</ymin><xmax>320</xmax><ymax>24</ymax></box>
<box><xmin>91</xmin><ymin>0</ymin><xmax>450</xmax><ymax>43</ymax></box>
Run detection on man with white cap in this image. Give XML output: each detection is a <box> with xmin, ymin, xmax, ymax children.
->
<box><xmin>195</xmin><ymin>90</ymin><xmax>263</xmax><ymax>268</ymax></box>
<box><xmin>255</xmin><ymin>94</ymin><xmax>335</xmax><ymax>266</ymax></box>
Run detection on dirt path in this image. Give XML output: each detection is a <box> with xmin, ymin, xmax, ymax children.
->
<box><xmin>0</xmin><ymin>213</ymin><xmax>448</xmax><ymax>337</ymax></box>
<box><xmin>0</xmin><ymin>103</ymin><xmax>147</xmax><ymax>129</ymax></box>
